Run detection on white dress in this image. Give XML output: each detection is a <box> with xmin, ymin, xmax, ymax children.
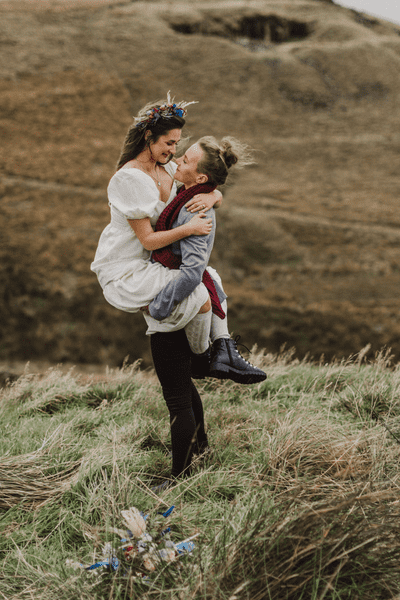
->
<box><xmin>90</xmin><ymin>162</ymin><xmax>208</xmax><ymax>333</ymax></box>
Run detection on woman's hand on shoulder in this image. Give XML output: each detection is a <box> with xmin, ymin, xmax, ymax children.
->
<box><xmin>188</xmin><ymin>213</ymin><xmax>213</xmax><ymax>236</ymax></box>
<box><xmin>185</xmin><ymin>189</ymin><xmax>223</xmax><ymax>213</ymax></box>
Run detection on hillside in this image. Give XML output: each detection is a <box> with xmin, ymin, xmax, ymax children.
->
<box><xmin>2</xmin><ymin>0</ymin><xmax>400</xmax><ymax>370</ymax></box>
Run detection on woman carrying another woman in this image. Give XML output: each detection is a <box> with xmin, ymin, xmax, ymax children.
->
<box><xmin>146</xmin><ymin>134</ymin><xmax>266</xmax><ymax>490</ymax></box>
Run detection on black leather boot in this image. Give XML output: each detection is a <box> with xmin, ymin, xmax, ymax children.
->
<box><xmin>209</xmin><ymin>337</ymin><xmax>267</xmax><ymax>384</ymax></box>
<box><xmin>191</xmin><ymin>348</ymin><xmax>211</xmax><ymax>379</ymax></box>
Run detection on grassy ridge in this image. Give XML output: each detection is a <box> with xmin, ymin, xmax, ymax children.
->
<box><xmin>1</xmin><ymin>348</ymin><xmax>400</xmax><ymax>599</ymax></box>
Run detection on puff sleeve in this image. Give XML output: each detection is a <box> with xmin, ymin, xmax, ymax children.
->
<box><xmin>107</xmin><ymin>169</ymin><xmax>160</xmax><ymax>220</ymax></box>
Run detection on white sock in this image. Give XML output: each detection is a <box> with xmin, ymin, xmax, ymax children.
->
<box><xmin>184</xmin><ymin>310</ymin><xmax>212</xmax><ymax>354</ymax></box>
<box><xmin>210</xmin><ymin>300</ymin><xmax>230</xmax><ymax>343</ymax></box>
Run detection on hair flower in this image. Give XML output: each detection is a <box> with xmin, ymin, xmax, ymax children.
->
<box><xmin>134</xmin><ymin>91</ymin><xmax>197</xmax><ymax>129</ymax></box>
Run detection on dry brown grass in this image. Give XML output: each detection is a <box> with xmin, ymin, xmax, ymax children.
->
<box><xmin>211</xmin><ymin>490</ymin><xmax>400</xmax><ymax>600</ymax></box>
<box><xmin>0</xmin><ymin>453</ymin><xmax>80</xmax><ymax>510</ymax></box>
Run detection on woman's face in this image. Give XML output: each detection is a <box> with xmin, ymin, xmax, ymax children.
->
<box><xmin>174</xmin><ymin>143</ymin><xmax>205</xmax><ymax>187</ymax></box>
<box><xmin>149</xmin><ymin>128</ymin><xmax>182</xmax><ymax>164</ymax></box>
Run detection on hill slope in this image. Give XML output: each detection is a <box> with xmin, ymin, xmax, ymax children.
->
<box><xmin>1</xmin><ymin>0</ymin><xmax>400</xmax><ymax>367</ymax></box>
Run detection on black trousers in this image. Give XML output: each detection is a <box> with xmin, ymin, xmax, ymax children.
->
<box><xmin>150</xmin><ymin>329</ymin><xmax>209</xmax><ymax>477</ymax></box>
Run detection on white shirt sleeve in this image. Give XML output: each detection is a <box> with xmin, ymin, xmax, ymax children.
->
<box><xmin>107</xmin><ymin>169</ymin><xmax>160</xmax><ymax>220</ymax></box>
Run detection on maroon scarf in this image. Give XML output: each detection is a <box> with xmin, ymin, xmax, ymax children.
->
<box><xmin>152</xmin><ymin>182</ymin><xmax>225</xmax><ymax>319</ymax></box>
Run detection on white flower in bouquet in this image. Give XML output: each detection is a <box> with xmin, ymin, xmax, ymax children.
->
<box><xmin>121</xmin><ymin>507</ymin><xmax>147</xmax><ymax>538</ymax></box>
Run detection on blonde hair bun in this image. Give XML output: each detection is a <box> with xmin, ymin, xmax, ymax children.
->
<box><xmin>197</xmin><ymin>135</ymin><xmax>254</xmax><ymax>186</ymax></box>
<box><xmin>221</xmin><ymin>139</ymin><xmax>239</xmax><ymax>169</ymax></box>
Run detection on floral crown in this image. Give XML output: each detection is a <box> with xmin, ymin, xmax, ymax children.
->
<box><xmin>134</xmin><ymin>92</ymin><xmax>197</xmax><ymax>130</ymax></box>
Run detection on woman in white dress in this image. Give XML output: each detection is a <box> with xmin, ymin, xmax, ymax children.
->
<box><xmin>91</xmin><ymin>94</ymin><xmax>221</xmax><ymax>332</ymax></box>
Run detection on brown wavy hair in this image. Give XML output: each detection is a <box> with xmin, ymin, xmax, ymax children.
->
<box><xmin>116</xmin><ymin>98</ymin><xmax>186</xmax><ymax>170</ymax></box>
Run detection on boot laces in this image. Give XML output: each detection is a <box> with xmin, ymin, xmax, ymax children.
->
<box><xmin>232</xmin><ymin>335</ymin><xmax>254</xmax><ymax>366</ymax></box>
